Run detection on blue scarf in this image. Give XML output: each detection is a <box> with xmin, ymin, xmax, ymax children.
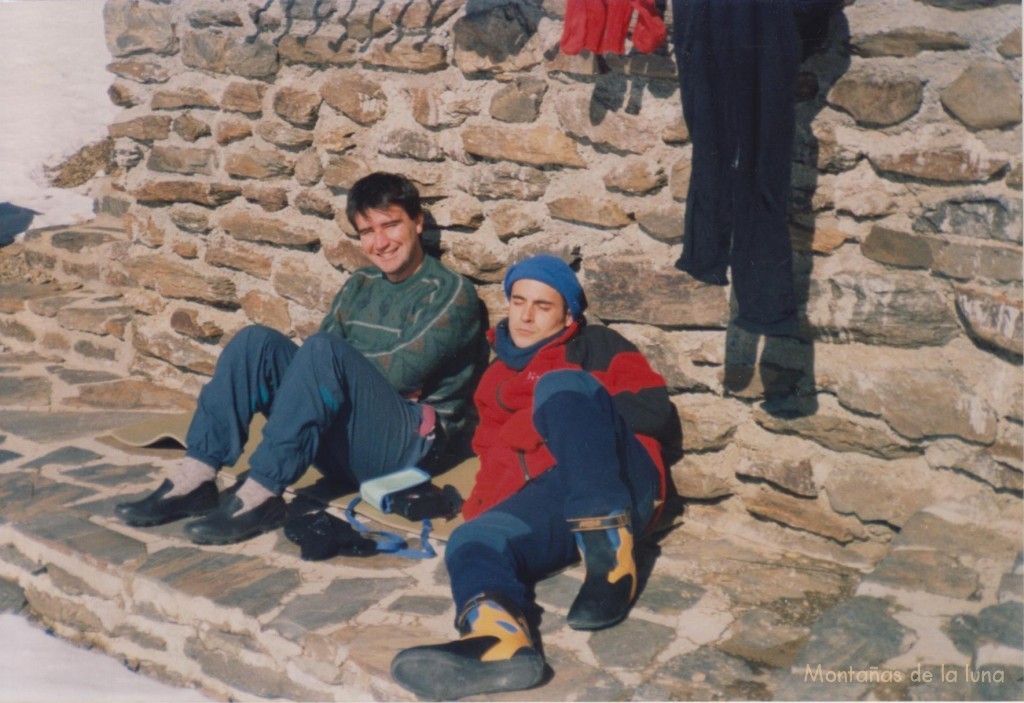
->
<box><xmin>493</xmin><ymin>320</ymin><xmax>565</xmax><ymax>371</ymax></box>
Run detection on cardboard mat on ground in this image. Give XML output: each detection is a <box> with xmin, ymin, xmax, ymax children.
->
<box><xmin>104</xmin><ymin>412</ymin><xmax>475</xmax><ymax>541</ymax></box>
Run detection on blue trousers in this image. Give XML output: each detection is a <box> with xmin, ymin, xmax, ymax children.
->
<box><xmin>445</xmin><ymin>370</ymin><xmax>661</xmax><ymax>614</ymax></box>
<box><xmin>672</xmin><ymin>0</ymin><xmax>802</xmax><ymax>335</ymax></box>
<box><xmin>184</xmin><ymin>325</ymin><xmax>434</xmax><ymax>494</ymax></box>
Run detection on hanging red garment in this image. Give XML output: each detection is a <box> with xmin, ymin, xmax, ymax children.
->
<box><xmin>560</xmin><ymin>0</ymin><xmax>667</xmax><ymax>56</ymax></box>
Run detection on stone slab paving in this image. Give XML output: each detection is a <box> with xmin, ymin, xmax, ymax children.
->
<box><xmin>0</xmin><ymin>351</ymin><xmax>1020</xmax><ymax>700</ymax></box>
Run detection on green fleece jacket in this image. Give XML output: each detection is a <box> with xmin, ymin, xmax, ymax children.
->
<box><xmin>319</xmin><ymin>254</ymin><xmax>488</xmax><ymax>437</ymax></box>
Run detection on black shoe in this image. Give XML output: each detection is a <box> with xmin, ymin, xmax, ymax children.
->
<box><xmin>115</xmin><ymin>479</ymin><xmax>219</xmax><ymax>527</ymax></box>
<box><xmin>184</xmin><ymin>493</ymin><xmax>287</xmax><ymax>545</ymax></box>
<box><xmin>391</xmin><ymin>593</ymin><xmax>545</xmax><ymax>700</ymax></box>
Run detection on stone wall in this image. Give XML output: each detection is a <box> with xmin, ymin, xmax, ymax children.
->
<box><xmin>27</xmin><ymin>0</ymin><xmax>1024</xmax><ymax>562</ymax></box>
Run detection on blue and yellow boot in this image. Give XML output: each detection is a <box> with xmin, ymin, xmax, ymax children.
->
<box><xmin>566</xmin><ymin>510</ymin><xmax>637</xmax><ymax>630</ymax></box>
<box><xmin>391</xmin><ymin>592</ymin><xmax>545</xmax><ymax>700</ymax></box>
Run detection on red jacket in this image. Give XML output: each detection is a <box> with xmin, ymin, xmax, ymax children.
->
<box><xmin>463</xmin><ymin>319</ymin><xmax>675</xmax><ymax>520</ymax></box>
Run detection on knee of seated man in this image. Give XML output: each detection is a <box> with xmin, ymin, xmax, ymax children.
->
<box><xmin>533</xmin><ymin>369</ymin><xmax>602</xmax><ymax>411</ymax></box>
<box><xmin>300</xmin><ymin>331</ymin><xmax>358</xmax><ymax>358</ymax></box>
<box><xmin>446</xmin><ymin>510</ymin><xmax>532</xmax><ymax>565</ymax></box>
<box><xmin>223</xmin><ymin>324</ymin><xmax>288</xmax><ymax>357</ymax></box>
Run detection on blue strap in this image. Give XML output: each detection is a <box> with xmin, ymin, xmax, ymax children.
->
<box><xmin>345</xmin><ymin>496</ymin><xmax>436</xmax><ymax>559</ymax></box>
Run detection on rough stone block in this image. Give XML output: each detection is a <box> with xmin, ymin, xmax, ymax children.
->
<box><xmin>850</xmin><ymin>27</ymin><xmax>969</xmax><ymax>57</ymax></box>
<box><xmin>272</xmin><ymin>86</ymin><xmax>321</xmax><ymax>128</ymax></box>
<box><xmin>103</xmin><ymin>0</ymin><xmax>176</xmax><ymax>57</ymax></box>
<box><xmin>22</xmin><ymin>446</ymin><xmax>102</xmax><ymax>469</ymax></box>
<box><xmin>590</xmin><ymin>617</ymin><xmax>676</xmax><ymax>669</ymax></box>
<box><xmin>267</xmin><ymin>577</ymin><xmax>412</xmax><ymax>641</ymax></box>
<box><xmin>132</xmin><ymin>327</ymin><xmax>218</xmax><ymax>376</ymax></box>
<box><xmin>719</xmin><ymin>608</ymin><xmax>810</xmax><ymax>667</ymax></box>
<box><xmin>871</xmin><ymin>145</ymin><xmax>1008</xmax><ymax>183</ymax></box>
<box><xmin>862</xmin><ymin>225</ymin><xmax>934</xmax><ymax>269</ymax></box>
<box><xmin>828</xmin><ymin>71</ymin><xmax>923</xmax><ymax>126</ymax></box>
<box><xmin>214</xmin><ymin>117</ymin><xmax>252</xmax><ymax>145</ymax></box>
<box><xmin>557</xmin><ymin>92</ymin><xmax>659</xmax><ymax>154</ymax></box>
<box><xmin>183</xmin><ymin>636</ymin><xmax>321</xmax><ymax>700</ymax></box>
<box><xmin>322</xmin><ymin>155</ymin><xmax>371</xmax><ymax>191</ymax></box>
<box><xmin>277</xmin><ymin>34</ymin><xmax>359</xmax><ymax>67</ymax></box>
<box><xmin>452</xmin><ymin>4</ymin><xmax>541</xmax><ymax>75</ymax></box>
<box><xmin>806</xmin><ymin>271</ymin><xmax>960</xmax><ymax>347</ymax></box>
<box><xmin>604</xmin><ymin>158</ymin><xmax>667</xmax><ymax>195</ymax></box>
<box><xmin>272</xmin><ymin>258</ymin><xmax>337</xmax><ymax>312</ymax></box>
<box><xmin>547</xmin><ymin>196</ymin><xmax>631</xmax><ymax>228</ymax></box>
<box><xmin>586</xmin><ymin>257</ymin><xmax>730</xmax><ymax>327</ymax></box>
<box><xmin>0</xmin><ymin>319</ymin><xmax>35</xmax><ymax>343</ymax></box>
<box><xmin>364</xmin><ymin>37</ymin><xmax>447</xmax><ymax>73</ymax></box>
<box><xmin>465</xmin><ymin>163</ymin><xmax>549</xmax><ymax>200</ymax></box>
<box><xmin>121</xmin><ymin>255</ymin><xmax>238</xmax><ymax>308</ymax></box>
<box><xmin>648</xmin><ymin>646</ymin><xmax>761</xmax><ymax>701</ymax></box>
<box><xmin>0</xmin><ymin>411</ymin><xmax>141</xmax><ymax>443</ymax></box>
<box><xmin>321</xmin><ymin>238</ymin><xmax>371</xmax><ymax>273</ymax></box>
<box><xmin>223</xmin><ymin>147</ymin><xmax>294</xmax><ymax>179</ymax></box>
<box><xmin>835</xmin><ymin>367</ymin><xmax>997</xmax><ymax>444</ymax></box>
<box><xmin>25</xmin><ymin>586</ymin><xmax>104</xmax><ymax>633</ymax></box>
<box><xmin>0</xmin><ymin>577</ymin><xmax>26</xmax><ymax>614</ymax></box>
<box><xmin>181</xmin><ymin>31</ymin><xmax>279</xmax><ymax>79</ymax></box>
<box><xmin>18</xmin><ymin>510</ymin><xmax>144</xmax><ymax>565</ymax></box>
<box><xmin>864</xmin><ymin>549</ymin><xmax>980</xmax><ymax>599</ymax></box>
<box><xmin>0</xmin><ymin>377</ymin><xmax>50</xmax><ymax>407</ymax></box>
<box><xmin>320</xmin><ymin>72</ymin><xmax>387</xmax><ymax>126</ymax></box>
<box><xmin>219</xmin><ymin>211</ymin><xmax>319</xmax><ymax>248</ymax></box>
<box><xmin>0</xmin><ymin>281</ymin><xmax>65</xmax><ymax>314</ymax></box>
<box><xmin>221</xmin><ymin>81</ymin><xmax>266</xmax><ymax>115</ymax></box>
<box><xmin>794</xmin><ymin>596</ymin><xmax>908</xmax><ymax>670</ymax></box>
<box><xmin>255</xmin><ymin>120</ymin><xmax>314</xmax><ymax>149</ymax></box>
<box><xmin>66</xmin><ymin>462</ymin><xmax>159</xmax><ymax>487</ymax></box>
<box><xmin>147</xmin><ymin>146</ymin><xmax>216</xmax><ymax>176</ymax></box>
<box><xmin>138</xmin><ymin>547</ymin><xmax>301</xmax><ymax>617</ymax></box>
<box><xmin>490</xmin><ymin>77</ymin><xmax>547</xmax><ymax>123</ymax></box>
<box><xmin>108</xmin><ymin>115</ymin><xmax>172</xmax><ymax>142</ymax></box>
<box><xmin>462</xmin><ymin>125</ymin><xmax>585</xmax><ymax>167</ymax></box>
<box><xmin>107</xmin><ymin>58</ymin><xmax>172</xmax><ymax>84</ymax></box>
<box><xmin>930</xmin><ymin>238</ymin><xmax>1023</xmax><ymax>283</ymax></box>
<box><xmin>941</xmin><ymin>60</ymin><xmax>1022</xmax><ymax>131</ymax></box>
<box><xmin>489</xmin><ymin>202</ymin><xmax>542</xmax><ymax>241</ymax></box>
<box><xmin>744</xmin><ymin>487</ymin><xmax>868</xmax><ymax>544</ymax></box>
<box><xmin>954</xmin><ymin>284</ymin><xmax>1023</xmax><ymax>356</ymax></box>
<box><xmin>132</xmin><ymin>181</ymin><xmax>241</xmax><ymax>208</ymax></box>
<box><xmin>914</xmin><ymin>196</ymin><xmax>1023</xmax><ymax>243</ymax></box>
<box><xmin>240</xmin><ymin>183</ymin><xmax>288</xmax><ymax>212</ymax></box>
<box><xmin>56</xmin><ymin>305</ymin><xmax>133</xmax><ymax>335</ymax></box>
<box><xmin>173</xmin><ymin>114</ymin><xmax>211</xmax><ymax>142</ymax></box>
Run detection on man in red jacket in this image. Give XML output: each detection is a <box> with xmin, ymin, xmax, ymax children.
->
<box><xmin>392</xmin><ymin>254</ymin><xmax>676</xmax><ymax>700</ymax></box>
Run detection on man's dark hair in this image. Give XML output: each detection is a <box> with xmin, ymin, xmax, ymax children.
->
<box><xmin>346</xmin><ymin>172</ymin><xmax>423</xmax><ymax>227</ymax></box>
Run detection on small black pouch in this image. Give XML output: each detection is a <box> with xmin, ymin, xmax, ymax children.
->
<box><xmin>284</xmin><ymin>510</ymin><xmax>377</xmax><ymax>561</ymax></box>
<box><xmin>389</xmin><ymin>483</ymin><xmax>464</xmax><ymax>521</ymax></box>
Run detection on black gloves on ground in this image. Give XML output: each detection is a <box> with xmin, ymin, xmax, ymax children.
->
<box><xmin>284</xmin><ymin>510</ymin><xmax>377</xmax><ymax>560</ymax></box>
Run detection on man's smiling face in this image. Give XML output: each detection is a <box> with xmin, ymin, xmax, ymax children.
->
<box><xmin>354</xmin><ymin>205</ymin><xmax>425</xmax><ymax>283</ymax></box>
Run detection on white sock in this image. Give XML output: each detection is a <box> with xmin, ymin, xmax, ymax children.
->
<box><xmin>235</xmin><ymin>478</ymin><xmax>276</xmax><ymax>511</ymax></box>
<box><xmin>165</xmin><ymin>457</ymin><xmax>217</xmax><ymax>497</ymax></box>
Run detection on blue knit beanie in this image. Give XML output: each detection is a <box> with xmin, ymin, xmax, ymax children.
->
<box><xmin>503</xmin><ymin>254</ymin><xmax>586</xmax><ymax>321</ymax></box>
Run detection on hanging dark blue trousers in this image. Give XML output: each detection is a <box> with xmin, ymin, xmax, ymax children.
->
<box><xmin>184</xmin><ymin>325</ymin><xmax>436</xmax><ymax>495</ymax></box>
<box><xmin>672</xmin><ymin>0</ymin><xmax>804</xmax><ymax>335</ymax></box>
<box><xmin>444</xmin><ymin>370</ymin><xmax>661</xmax><ymax>614</ymax></box>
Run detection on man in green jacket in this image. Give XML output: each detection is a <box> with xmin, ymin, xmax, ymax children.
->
<box><xmin>116</xmin><ymin>172</ymin><xmax>488</xmax><ymax>544</ymax></box>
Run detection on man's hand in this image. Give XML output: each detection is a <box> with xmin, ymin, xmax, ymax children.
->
<box><xmin>402</xmin><ymin>389</ymin><xmax>422</xmax><ymax>402</ymax></box>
